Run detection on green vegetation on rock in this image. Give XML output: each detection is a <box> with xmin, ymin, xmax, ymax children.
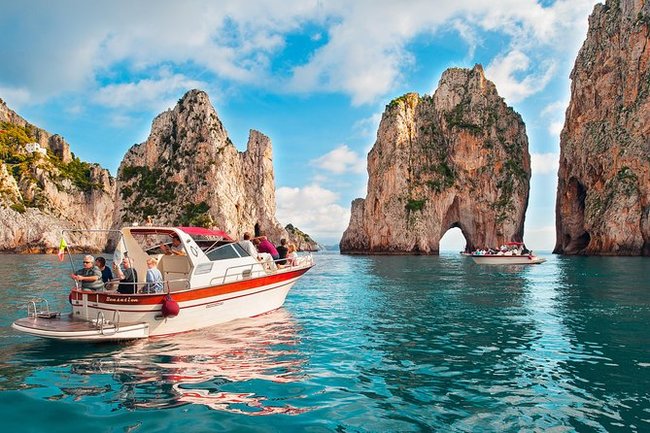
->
<box><xmin>179</xmin><ymin>201</ymin><xmax>212</xmax><ymax>227</ymax></box>
<box><xmin>405</xmin><ymin>198</ymin><xmax>426</xmax><ymax>212</ymax></box>
<box><xmin>119</xmin><ymin>165</ymin><xmax>178</xmax><ymax>221</ymax></box>
<box><xmin>285</xmin><ymin>223</ymin><xmax>315</xmax><ymax>244</ymax></box>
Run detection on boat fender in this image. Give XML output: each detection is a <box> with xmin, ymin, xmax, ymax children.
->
<box><xmin>161</xmin><ymin>295</ymin><xmax>180</xmax><ymax>318</ymax></box>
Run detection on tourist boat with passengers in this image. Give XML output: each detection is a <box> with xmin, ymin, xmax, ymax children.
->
<box><xmin>12</xmin><ymin>226</ymin><xmax>314</xmax><ymax>342</ymax></box>
<box><xmin>470</xmin><ymin>242</ymin><xmax>546</xmax><ymax>265</ymax></box>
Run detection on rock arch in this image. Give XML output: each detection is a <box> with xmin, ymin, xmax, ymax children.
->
<box><xmin>340</xmin><ymin>65</ymin><xmax>530</xmax><ymax>255</ymax></box>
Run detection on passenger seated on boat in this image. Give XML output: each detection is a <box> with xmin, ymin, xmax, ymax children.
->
<box><xmin>253</xmin><ymin>238</ymin><xmax>277</xmax><ymax>271</ymax></box>
<box><xmin>286</xmin><ymin>244</ymin><xmax>298</xmax><ymax>266</ymax></box>
<box><xmin>142</xmin><ymin>257</ymin><xmax>163</xmax><ymax>294</ymax></box>
<box><xmin>113</xmin><ymin>256</ymin><xmax>139</xmax><ymax>294</ymax></box>
<box><xmin>70</xmin><ymin>255</ymin><xmax>105</xmax><ymax>291</ymax></box>
<box><xmin>161</xmin><ymin>235</ymin><xmax>186</xmax><ymax>256</ymax></box>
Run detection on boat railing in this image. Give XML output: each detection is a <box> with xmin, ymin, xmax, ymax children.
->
<box><xmin>216</xmin><ymin>262</ymin><xmax>263</xmax><ymax>285</ymax></box>
<box><xmin>96</xmin><ymin>277</ymin><xmax>190</xmax><ymax>294</ymax></box>
<box><xmin>23</xmin><ymin>298</ymin><xmax>60</xmax><ymax>319</ymax></box>
<box><xmin>217</xmin><ymin>253</ymin><xmax>315</xmax><ymax>285</ymax></box>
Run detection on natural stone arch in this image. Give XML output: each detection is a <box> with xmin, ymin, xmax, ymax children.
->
<box><xmin>340</xmin><ymin>65</ymin><xmax>530</xmax><ymax>255</ymax></box>
<box><xmin>439</xmin><ymin>225</ymin><xmax>469</xmax><ymax>253</ymax></box>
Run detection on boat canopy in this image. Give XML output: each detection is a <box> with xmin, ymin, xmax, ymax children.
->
<box><xmin>128</xmin><ymin>226</ymin><xmax>233</xmax><ymax>241</ymax></box>
<box><xmin>178</xmin><ymin>226</ymin><xmax>233</xmax><ymax>241</ymax></box>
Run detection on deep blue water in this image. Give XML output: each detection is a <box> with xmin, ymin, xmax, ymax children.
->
<box><xmin>0</xmin><ymin>252</ymin><xmax>649</xmax><ymax>432</ymax></box>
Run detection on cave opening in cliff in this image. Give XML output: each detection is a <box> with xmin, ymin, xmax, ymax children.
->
<box><xmin>439</xmin><ymin>226</ymin><xmax>467</xmax><ymax>253</ymax></box>
<box><xmin>563</xmin><ymin>177</ymin><xmax>591</xmax><ymax>253</ymax></box>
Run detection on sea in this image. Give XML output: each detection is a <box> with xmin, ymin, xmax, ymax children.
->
<box><xmin>0</xmin><ymin>251</ymin><xmax>648</xmax><ymax>432</ymax></box>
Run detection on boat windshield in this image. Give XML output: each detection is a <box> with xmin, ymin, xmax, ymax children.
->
<box><xmin>205</xmin><ymin>243</ymin><xmax>250</xmax><ymax>261</ymax></box>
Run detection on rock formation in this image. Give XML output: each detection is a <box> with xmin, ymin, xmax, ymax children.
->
<box><xmin>340</xmin><ymin>65</ymin><xmax>531</xmax><ymax>254</ymax></box>
<box><xmin>285</xmin><ymin>224</ymin><xmax>320</xmax><ymax>251</ymax></box>
<box><xmin>0</xmin><ymin>99</ymin><xmax>115</xmax><ymax>252</ymax></box>
<box><xmin>0</xmin><ymin>99</ymin><xmax>72</xmax><ymax>162</ymax></box>
<box><xmin>115</xmin><ymin>90</ymin><xmax>287</xmax><ymax>241</ymax></box>
<box><xmin>555</xmin><ymin>0</ymin><xmax>650</xmax><ymax>255</ymax></box>
<box><xmin>0</xmin><ymin>91</ymin><xmax>318</xmax><ymax>252</ymax></box>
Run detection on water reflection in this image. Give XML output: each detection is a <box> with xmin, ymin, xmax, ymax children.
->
<box><xmin>1</xmin><ymin>309</ymin><xmax>308</xmax><ymax>416</ymax></box>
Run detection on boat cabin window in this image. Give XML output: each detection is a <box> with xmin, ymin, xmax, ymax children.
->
<box><xmin>206</xmin><ymin>243</ymin><xmax>248</xmax><ymax>261</ymax></box>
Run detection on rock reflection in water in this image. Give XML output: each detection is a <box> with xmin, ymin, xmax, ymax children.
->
<box><xmin>72</xmin><ymin>309</ymin><xmax>307</xmax><ymax>414</ymax></box>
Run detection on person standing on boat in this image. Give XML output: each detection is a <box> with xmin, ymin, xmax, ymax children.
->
<box><xmin>161</xmin><ymin>235</ymin><xmax>186</xmax><ymax>256</ymax></box>
<box><xmin>239</xmin><ymin>232</ymin><xmax>258</xmax><ymax>258</ymax></box>
<box><xmin>70</xmin><ymin>255</ymin><xmax>104</xmax><ymax>290</ymax></box>
<box><xmin>143</xmin><ymin>257</ymin><xmax>163</xmax><ymax>293</ymax></box>
<box><xmin>95</xmin><ymin>256</ymin><xmax>113</xmax><ymax>283</ymax></box>
<box><xmin>113</xmin><ymin>256</ymin><xmax>138</xmax><ymax>294</ymax></box>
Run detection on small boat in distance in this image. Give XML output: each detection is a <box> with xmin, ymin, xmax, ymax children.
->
<box><xmin>12</xmin><ymin>226</ymin><xmax>314</xmax><ymax>342</ymax></box>
<box><xmin>470</xmin><ymin>242</ymin><xmax>546</xmax><ymax>265</ymax></box>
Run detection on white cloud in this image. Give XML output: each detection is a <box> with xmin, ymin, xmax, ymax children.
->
<box><xmin>541</xmin><ymin>100</ymin><xmax>568</xmax><ymax>137</ymax></box>
<box><xmin>451</xmin><ymin>19</ymin><xmax>480</xmax><ymax>59</ymax></box>
<box><xmin>531</xmin><ymin>152</ymin><xmax>559</xmax><ymax>175</ymax></box>
<box><xmin>0</xmin><ymin>0</ymin><xmax>599</xmax><ymax>106</ymax></box>
<box><xmin>352</xmin><ymin>112</ymin><xmax>383</xmax><ymax>141</ymax></box>
<box><xmin>310</xmin><ymin>144</ymin><xmax>366</xmax><ymax>175</ymax></box>
<box><xmin>485</xmin><ymin>50</ymin><xmax>556</xmax><ymax>103</ymax></box>
<box><xmin>276</xmin><ymin>184</ymin><xmax>350</xmax><ymax>243</ymax></box>
<box><xmin>548</xmin><ymin>121</ymin><xmax>564</xmax><ymax>137</ymax></box>
<box><xmin>0</xmin><ymin>87</ymin><xmax>32</xmax><ymax>108</ymax></box>
<box><xmin>93</xmin><ymin>72</ymin><xmax>206</xmax><ymax>111</ymax></box>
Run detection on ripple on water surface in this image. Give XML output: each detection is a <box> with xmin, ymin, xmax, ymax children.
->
<box><xmin>0</xmin><ymin>252</ymin><xmax>649</xmax><ymax>432</ymax></box>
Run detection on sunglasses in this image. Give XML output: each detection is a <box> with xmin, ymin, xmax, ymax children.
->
<box><xmin>83</xmin><ymin>261</ymin><xmax>92</xmax><ymax>264</ymax></box>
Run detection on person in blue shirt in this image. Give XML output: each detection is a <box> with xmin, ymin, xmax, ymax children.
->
<box><xmin>95</xmin><ymin>256</ymin><xmax>113</xmax><ymax>283</ymax></box>
<box><xmin>144</xmin><ymin>257</ymin><xmax>163</xmax><ymax>293</ymax></box>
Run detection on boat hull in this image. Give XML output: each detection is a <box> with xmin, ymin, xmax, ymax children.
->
<box><xmin>471</xmin><ymin>255</ymin><xmax>546</xmax><ymax>265</ymax></box>
<box><xmin>14</xmin><ymin>265</ymin><xmax>312</xmax><ymax>342</ymax></box>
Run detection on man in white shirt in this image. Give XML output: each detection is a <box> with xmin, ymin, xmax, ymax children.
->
<box><xmin>239</xmin><ymin>232</ymin><xmax>258</xmax><ymax>258</ymax></box>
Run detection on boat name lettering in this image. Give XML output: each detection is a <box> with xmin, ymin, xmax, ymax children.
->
<box><xmin>105</xmin><ymin>296</ymin><xmax>140</xmax><ymax>303</ymax></box>
<box><xmin>206</xmin><ymin>301</ymin><xmax>223</xmax><ymax>308</ymax></box>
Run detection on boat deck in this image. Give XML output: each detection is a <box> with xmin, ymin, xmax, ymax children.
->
<box><xmin>12</xmin><ymin>313</ymin><xmax>150</xmax><ymax>341</ymax></box>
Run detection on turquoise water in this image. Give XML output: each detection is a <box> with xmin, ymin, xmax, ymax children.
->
<box><xmin>0</xmin><ymin>252</ymin><xmax>649</xmax><ymax>432</ymax></box>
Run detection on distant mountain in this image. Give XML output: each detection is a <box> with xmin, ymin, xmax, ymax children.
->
<box><xmin>0</xmin><ymin>92</ymin><xmax>319</xmax><ymax>251</ymax></box>
<box><xmin>0</xmin><ymin>98</ymin><xmax>115</xmax><ymax>252</ymax></box>
<box><xmin>284</xmin><ymin>223</ymin><xmax>320</xmax><ymax>251</ymax></box>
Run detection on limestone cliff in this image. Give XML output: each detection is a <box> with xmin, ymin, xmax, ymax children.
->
<box><xmin>285</xmin><ymin>224</ymin><xmax>320</xmax><ymax>251</ymax></box>
<box><xmin>115</xmin><ymin>90</ymin><xmax>287</xmax><ymax>241</ymax></box>
<box><xmin>0</xmin><ymin>100</ymin><xmax>115</xmax><ymax>252</ymax></box>
<box><xmin>555</xmin><ymin>0</ymin><xmax>650</xmax><ymax>255</ymax></box>
<box><xmin>340</xmin><ymin>65</ymin><xmax>530</xmax><ymax>254</ymax></box>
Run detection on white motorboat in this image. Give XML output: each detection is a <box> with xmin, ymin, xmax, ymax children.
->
<box><xmin>470</xmin><ymin>242</ymin><xmax>546</xmax><ymax>265</ymax></box>
<box><xmin>12</xmin><ymin>226</ymin><xmax>314</xmax><ymax>342</ymax></box>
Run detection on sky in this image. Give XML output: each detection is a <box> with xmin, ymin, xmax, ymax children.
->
<box><xmin>0</xmin><ymin>0</ymin><xmax>601</xmax><ymax>249</ymax></box>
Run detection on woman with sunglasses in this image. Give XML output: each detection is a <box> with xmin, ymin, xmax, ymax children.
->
<box><xmin>70</xmin><ymin>255</ymin><xmax>104</xmax><ymax>290</ymax></box>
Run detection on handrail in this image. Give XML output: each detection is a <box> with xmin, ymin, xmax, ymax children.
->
<box><xmin>217</xmin><ymin>254</ymin><xmax>314</xmax><ymax>284</ymax></box>
<box><xmin>25</xmin><ymin>298</ymin><xmax>50</xmax><ymax>318</ymax></box>
<box><xmin>95</xmin><ymin>310</ymin><xmax>105</xmax><ymax>333</ymax></box>
<box><xmin>91</xmin><ymin>278</ymin><xmax>189</xmax><ymax>294</ymax></box>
